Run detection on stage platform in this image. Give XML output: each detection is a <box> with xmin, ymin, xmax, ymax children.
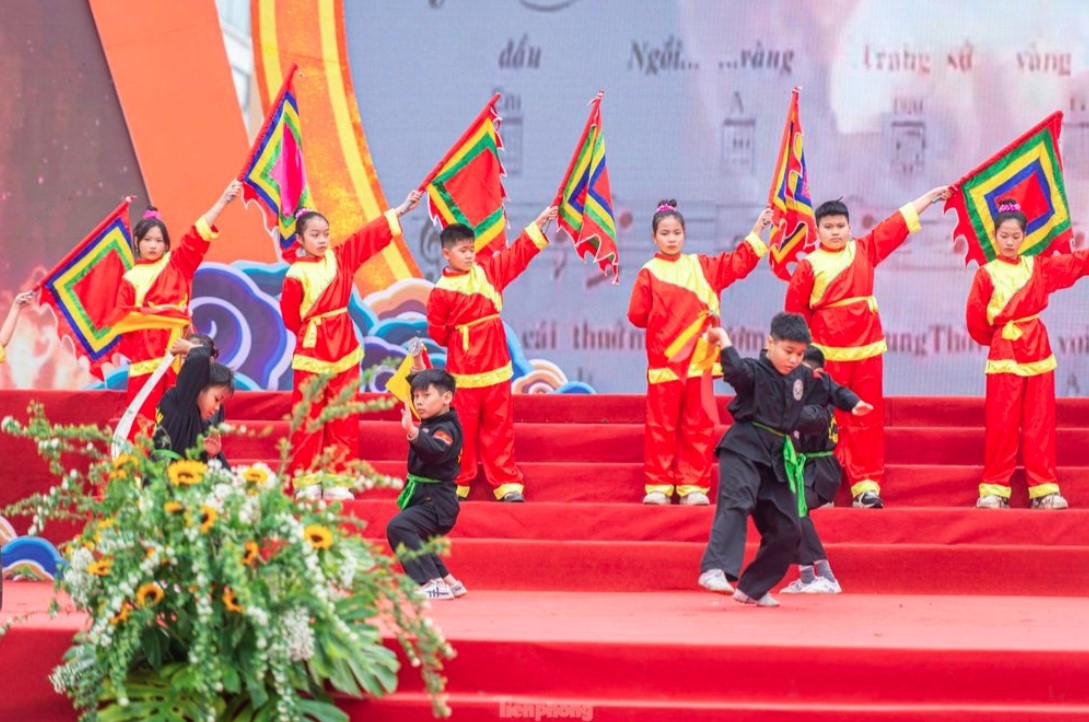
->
<box><xmin>2</xmin><ymin>390</ymin><xmax>1089</xmax><ymax>719</ymax></box>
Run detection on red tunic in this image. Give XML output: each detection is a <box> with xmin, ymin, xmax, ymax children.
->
<box><xmin>784</xmin><ymin>205</ymin><xmax>920</xmax><ymax>362</ymax></box>
<box><xmin>114</xmin><ymin>218</ymin><xmax>218</xmax><ymax>375</ymax></box>
<box><xmin>628</xmin><ymin>233</ymin><xmax>767</xmax><ymax>383</ymax></box>
<box><xmin>426</xmin><ymin>224</ymin><xmax>548</xmax><ymax>388</ymax></box>
<box><xmin>966</xmin><ymin>250</ymin><xmax>1089</xmax><ymax>376</ymax></box>
<box><xmin>280</xmin><ymin>210</ymin><xmax>402</xmax><ymax>374</ymax></box>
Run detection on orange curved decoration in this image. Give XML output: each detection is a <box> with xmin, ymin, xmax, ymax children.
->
<box><xmin>252</xmin><ymin>0</ymin><xmax>422</xmax><ymax>292</ymax></box>
<box><xmin>87</xmin><ymin>0</ymin><xmax>275</xmax><ymax>266</ymax></box>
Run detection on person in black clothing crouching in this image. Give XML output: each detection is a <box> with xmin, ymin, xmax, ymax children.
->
<box><xmin>386</xmin><ymin>369</ymin><xmax>467</xmax><ymax>601</ymax></box>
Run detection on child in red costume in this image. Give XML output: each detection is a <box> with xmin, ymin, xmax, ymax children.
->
<box><xmin>784</xmin><ymin>186</ymin><xmax>950</xmax><ymax>508</ymax></box>
<box><xmin>113</xmin><ymin>181</ymin><xmax>242</xmax><ymax>436</ymax></box>
<box><xmin>281</xmin><ymin>190</ymin><xmax>422</xmax><ymax>500</ymax></box>
<box><xmin>426</xmin><ymin>206</ymin><xmax>558</xmax><ymax>502</ymax></box>
<box><xmin>628</xmin><ymin>200</ymin><xmax>773</xmax><ymax>506</ymax></box>
<box><xmin>967</xmin><ymin>199</ymin><xmax>1089</xmax><ymax>510</ymax></box>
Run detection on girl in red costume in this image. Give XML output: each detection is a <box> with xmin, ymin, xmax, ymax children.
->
<box><xmin>628</xmin><ymin>200</ymin><xmax>773</xmax><ymax>506</ymax></box>
<box><xmin>281</xmin><ymin>190</ymin><xmax>422</xmax><ymax>500</ymax></box>
<box><xmin>967</xmin><ymin>199</ymin><xmax>1089</xmax><ymax>510</ymax></box>
<box><xmin>113</xmin><ymin>181</ymin><xmax>242</xmax><ymax>435</ymax></box>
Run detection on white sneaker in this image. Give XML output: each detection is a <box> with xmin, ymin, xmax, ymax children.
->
<box><xmin>1031</xmin><ymin>493</ymin><xmax>1069</xmax><ymax>510</ymax></box>
<box><xmin>733</xmin><ymin>589</ymin><xmax>779</xmax><ymax>607</ymax></box>
<box><xmin>816</xmin><ymin>577</ymin><xmax>843</xmax><ymax>594</ymax></box>
<box><xmin>698</xmin><ymin>569</ymin><xmax>734</xmax><ymax>593</ymax></box>
<box><xmin>780</xmin><ymin>578</ymin><xmax>811</xmax><ymax>594</ymax></box>
<box><xmin>294</xmin><ymin>485</ymin><xmax>322</xmax><ymax>501</ymax></box>
<box><xmin>448</xmin><ymin>579</ymin><xmax>468</xmax><ymax>597</ymax></box>
<box><xmin>680</xmin><ymin>491</ymin><xmax>710</xmax><ymax>506</ymax></box>
<box><xmin>418</xmin><ymin>579</ymin><xmax>454</xmax><ymax>600</ymax></box>
<box><xmin>642</xmin><ymin>491</ymin><xmax>670</xmax><ymax>505</ymax></box>
<box><xmin>322</xmin><ymin>486</ymin><xmax>355</xmax><ymax>501</ymax></box>
<box><xmin>791</xmin><ymin>577</ymin><xmax>841</xmax><ymax>594</ymax></box>
<box><xmin>976</xmin><ymin>494</ymin><xmax>1009</xmax><ymax>509</ymax></box>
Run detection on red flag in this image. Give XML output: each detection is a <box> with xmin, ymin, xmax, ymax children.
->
<box><xmin>37</xmin><ymin>198</ymin><xmax>136</xmax><ymax>378</ymax></box>
<box><xmin>554</xmin><ymin>91</ymin><xmax>620</xmax><ymax>283</ymax></box>
<box><xmin>419</xmin><ymin>94</ymin><xmax>508</xmax><ymax>258</ymax></box>
<box><xmin>767</xmin><ymin>88</ymin><xmax>816</xmax><ymax>281</ymax></box>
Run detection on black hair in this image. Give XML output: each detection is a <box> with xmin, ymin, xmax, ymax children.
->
<box><xmin>803</xmin><ymin>345</ymin><xmax>825</xmax><ymax>367</ymax></box>
<box><xmin>440</xmin><ymin>223</ymin><xmax>476</xmax><ymax>249</ymax></box>
<box><xmin>994</xmin><ymin>197</ymin><xmax>1027</xmax><ymax>233</ymax></box>
<box><xmin>815</xmin><ymin>199</ymin><xmax>850</xmax><ymax>225</ymax></box>
<box><xmin>186</xmin><ymin>333</ymin><xmax>218</xmax><ymax>359</ymax></box>
<box><xmin>295</xmin><ymin>210</ymin><xmax>329</xmax><ymax>237</ymax></box>
<box><xmin>409</xmin><ymin>368</ymin><xmax>456</xmax><ymax>395</ymax></box>
<box><xmin>207</xmin><ymin>361</ymin><xmax>235</xmax><ymax>396</ymax></box>
<box><xmin>133</xmin><ymin>208</ymin><xmax>171</xmax><ymax>255</ymax></box>
<box><xmin>769</xmin><ymin>312</ymin><xmax>811</xmax><ymax>344</ymax></box>
<box><xmin>652</xmin><ymin>199</ymin><xmax>685</xmax><ymax>233</ymax></box>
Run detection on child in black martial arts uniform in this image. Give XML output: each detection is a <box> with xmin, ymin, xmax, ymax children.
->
<box><xmin>781</xmin><ymin>345</ymin><xmax>862</xmax><ymax>594</ymax></box>
<box><xmin>386</xmin><ymin>369</ymin><xmax>467</xmax><ymax>600</ymax></box>
<box><xmin>697</xmin><ymin>313</ymin><xmax>872</xmax><ymax>607</ymax></box>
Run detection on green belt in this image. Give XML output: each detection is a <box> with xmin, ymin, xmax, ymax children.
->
<box><xmin>396</xmin><ymin>473</ymin><xmax>443</xmax><ymax>510</ymax></box>
<box><xmin>752</xmin><ymin>422</ymin><xmax>809</xmax><ymax>518</ymax></box>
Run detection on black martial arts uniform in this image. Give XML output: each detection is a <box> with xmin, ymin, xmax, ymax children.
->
<box><xmin>386</xmin><ymin>409</ymin><xmax>463</xmax><ymax>584</ymax></box>
<box><xmin>153</xmin><ymin>346</ymin><xmax>228</xmax><ymax>466</ymax></box>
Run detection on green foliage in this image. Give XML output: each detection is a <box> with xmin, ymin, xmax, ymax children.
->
<box><xmin>1</xmin><ymin>399</ymin><xmax>453</xmax><ymax>721</ymax></box>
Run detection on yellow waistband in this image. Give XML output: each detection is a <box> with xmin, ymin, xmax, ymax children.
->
<box><xmin>1000</xmin><ymin>315</ymin><xmax>1039</xmax><ymax>341</ymax></box>
<box><xmin>455</xmin><ymin>314</ymin><xmax>502</xmax><ymax>351</ymax></box>
<box><xmin>822</xmin><ymin>295</ymin><xmax>878</xmax><ymax>313</ymax></box>
<box><xmin>302</xmin><ymin>308</ymin><xmax>348</xmax><ymax>349</ymax></box>
<box><xmin>451</xmin><ymin>363</ymin><xmax>513</xmax><ymax>388</ymax></box>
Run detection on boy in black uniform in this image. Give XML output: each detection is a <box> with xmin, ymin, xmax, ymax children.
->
<box><xmin>697</xmin><ymin>313</ymin><xmax>872</xmax><ymax>607</ymax></box>
<box><xmin>781</xmin><ymin>346</ymin><xmax>862</xmax><ymax>594</ymax></box>
<box><xmin>386</xmin><ymin>369</ymin><xmax>467</xmax><ymax>601</ymax></box>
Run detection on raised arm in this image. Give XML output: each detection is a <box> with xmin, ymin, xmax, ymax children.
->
<box><xmin>482</xmin><ymin>206</ymin><xmax>557</xmax><ymax>291</ymax></box>
<box><xmin>865</xmin><ymin>185</ymin><xmax>952</xmax><ymax>266</ymax></box>
<box><xmin>707</xmin><ymin>327</ymin><xmax>755</xmax><ymax>395</ymax></box>
<box><xmin>0</xmin><ymin>290</ymin><xmax>34</xmax><ymax>348</ymax></box>
<box><xmin>339</xmin><ymin>190</ymin><xmax>422</xmax><ymax>274</ymax></box>
<box><xmin>402</xmin><ymin>404</ymin><xmax>459</xmax><ymax>464</ymax></box>
<box><xmin>171</xmin><ymin>180</ymin><xmax>243</xmax><ymax>279</ymax></box>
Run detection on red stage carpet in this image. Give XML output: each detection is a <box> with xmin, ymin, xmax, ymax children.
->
<box><xmin>2</xmin><ymin>390</ymin><xmax>1089</xmax><ymax>720</ymax></box>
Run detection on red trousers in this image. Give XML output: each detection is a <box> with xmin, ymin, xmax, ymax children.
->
<box><xmin>823</xmin><ymin>355</ymin><xmax>884</xmax><ymax>497</ymax></box>
<box><xmin>288</xmin><ymin>366</ymin><xmax>361</xmax><ymax>481</ymax></box>
<box><xmin>455</xmin><ymin>382</ymin><xmax>523</xmax><ymax>499</ymax></box>
<box><xmin>643</xmin><ymin>374</ymin><xmax>718</xmax><ymax>496</ymax></box>
<box><xmin>981</xmin><ymin>371</ymin><xmax>1059</xmax><ymax>500</ymax></box>
<box><xmin>125</xmin><ymin>367</ymin><xmax>176</xmax><ymax>441</ymax></box>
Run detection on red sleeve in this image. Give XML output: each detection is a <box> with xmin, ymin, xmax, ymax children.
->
<box><xmin>116</xmin><ymin>277</ymin><xmax>135</xmax><ymax>308</ymax></box>
<box><xmin>280</xmin><ymin>277</ymin><xmax>303</xmax><ymax>334</ymax></box>
<box><xmin>784</xmin><ymin>261</ymin><xmax>814</xmax><ymax>324</ymax></box>
<box><xmin>426</xmin><ymin>287</ymin><xmax>451</xmax><ymax>348</ymax></box>
<box><xmin>699</xmin><ymin>239</ymin><xmax>763</xmax><ymax>292</ymax></box>
<box><xmin>1043</xmin><ymin>249</ymin><xmax>1089</xmax><ymax>293</ymax></box>
<box><xmin>965</xmin><ymin>268</ymin><xmax>994</xmax><ymax>347</ymax></box>
<box><xmin>481</xmin><ymin>225</ymin><xmax>547</xmax><ymax>292</ymax></box>
<box><xmin>626</xmin><ymin>268</ymin><xmax>651</xmax><ymax>329</ymax></box>
<box><xmin>859</xmin><ymin>206</ymin><xmax>918</xmax><ymax>266</ymax></box>
<box><xmin>169</xmin><ymin>223</ymin><xmax>215</xmax><ymax>281</ymax></box>
<box><xmin>337</xmin><ymin>211</ymin><xmax>399</xmax><ymax>274</ymax></box>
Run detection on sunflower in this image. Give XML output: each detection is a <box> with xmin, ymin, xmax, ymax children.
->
<box><xmin>109</xmin><ymin>454</ymin><xmax>139</xmax><ymax>481</ymax></box>
<box><xmin>167</xmin><ymin>460</ymin><xmax>208</xmax><ymax>486</ymax></box>
<box><xmin>241</xmin><ymin>466</ymin><xmax>270</xmax><ymax>485</ymax></box>
<box><xmin>135</xmin><ymin>582</ymin><xmax>164</xmax><ymax>608</ymax></box>
<box><xmin>222</xmin><ymin>587</ymin><xmax>243</xmax><ymax>613</ymax></box>
<box><xmin>303</xmin><ymin>524</ymin><xmax>334</xmax><ymax>550</ymax></box>
<box><xmin>163</xmin><ymin>500</ymin><xmax>184</xmax><ymax>515</ymax></box>
<box><xmin>86</xmin><ymin>558</ymin><xmax>112</xmax><ymax>577</ymax></box>
<box><xmin>110</xmin><ymin>602</ymin><xmax>133</xmax><ymax>625</ymax></box>
<box><xmin>241</xmin><ymin>541</ymin><xmax>260</xmax><ymax>566</ymax></box>
<box><xmin>198</xmin><ymin>505</ymin><xmax>217</xmax><ymax>534</ymax></box>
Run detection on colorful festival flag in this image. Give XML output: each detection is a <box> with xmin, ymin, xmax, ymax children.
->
<box><xmin>239</xmin><ymin>63</ymin><xmax>313</xmax><ymax>262</ymax></box>
<box><xmin>554</xmin><ymin>91</ymin><xmax>620</xmax><ymax>283</ymax></box>
<box><xmin>944</xmin><ymin>112</ymin><xmax>1071</xmax><ymax>266</ymax></box>
<box><xmin>419</xmin><ymin>94</ymin><xmax>507</xmax><ymax>258</ymax></box>
<box><xmin>385</xmin><ymin>339</ymin><xmax>433</xmax><ymax>419</ymax></box>
<box><xmin>37</xmin><ymin>197</ymin><xmax>136</xmax><ymax>378</ymax></box>
<box><xmin>767</xmin><ymin>87</ymin><xmax>816</xmax><ymax>281</ymax></box>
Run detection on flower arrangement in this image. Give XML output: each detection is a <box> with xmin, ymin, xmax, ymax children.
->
<box><xmin>1</xmin><ymin>400</ymin><xmax>453</xmax><ymax>721</ymax></box>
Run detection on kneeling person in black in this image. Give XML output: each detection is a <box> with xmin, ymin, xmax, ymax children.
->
<box><xmin>699</xmin><ymin>313</ymin><xmax>872</xmax><ymax>607</ymax></box>
<box><xmin>386</xmin><ymin>369</ymin><xmax>466</xmax><ymax>601</ymax></box>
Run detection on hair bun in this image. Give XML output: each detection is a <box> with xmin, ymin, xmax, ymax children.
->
<box><xmin>996</xmin><ymin>198</ymin><xmax>1022</xmax><ymax>213</ymax></box>
<box><xmin>142</xmin><ymin>206</ymin><xmax>161</xmax><ymax>220</ymax></box>
<box><xmin>655</xmin><ymin>199</ymin><xmax>678</xmax><ymax>213</ymax></box>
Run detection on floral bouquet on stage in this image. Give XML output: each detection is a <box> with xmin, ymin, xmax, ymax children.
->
<box><xmin>1</xmin><ymin>402</ymin><xmax>452</xmax><ymax>721</ymax></box>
